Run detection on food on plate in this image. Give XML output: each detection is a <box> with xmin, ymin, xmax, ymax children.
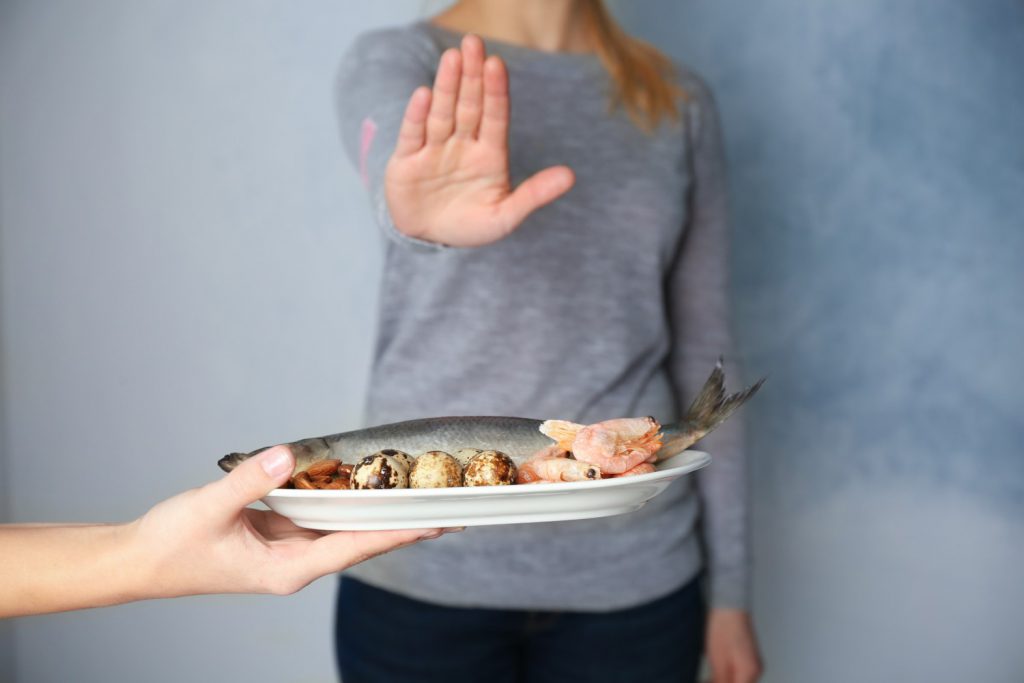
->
<box><xmin>290</xmin><ymin>460</ymin><xmax>352</xmax><ymax>489</ymax></box>
<box><xmin>379</xmin><ymin>448</ymin><xmax>415</xmax><ymax>472</ymax></box>
<box><xmin>218</xmin><ymin>360</ymin><xmax>764</xmax><ymax>490</ymax></box>
<box><xmin>453</xmin><ymin>448</ymin><xmax>483</xmax><ymax>467</ymax></box>
<box><xmin>305</xmin><ymin>458</ymin><xmax>343</xmax><ymax>477</ymax></box>
<box><xmin>540</xmin><ymin>416</ymin><xmax>662</xmax><ymax>475</ymax></box>
<box><xmin>351</xmin><ymin>452</ymin><xmax>409</xmax><ymax>490</ymax></box>
<box><xmin>517</xmin><ymin>446</ymin><xmax>601</xmax><ymax>484</ymax></box>
<box><xmin>463</xmin><ymin>450</ymin><xmax>517</xmax><ymax>487</ymax></box>
<box><xmin>409</xmin><ymin>451</ymin><xmax>462</xmax><ymax>488</ymax></box>
<box><xmin>292</xmin><ymin>471</ymin><xmax>316</xmax><ymax>490</ymax></box>
<box><xmin>609</xmin><ymin>462</ymin><xmax>657</xmax><ymax>477</ymax></box>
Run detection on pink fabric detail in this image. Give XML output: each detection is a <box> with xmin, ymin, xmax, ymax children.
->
<box><xmin>359</xmin><ymin>117</ymin><xmax>378</xmax><ymax>189</ymax></box>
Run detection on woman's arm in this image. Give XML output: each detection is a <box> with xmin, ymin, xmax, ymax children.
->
<box><xmin>0</xmin><ymin>523</ymin><xmax>151</xmax><ymax>617</ymax></box>
<box><xmin>665</xmin><ymin>76</ymin><xmax>762</xmax><ymax>682</ymax></box>
<box><xmin>0</xmin><ymin>447</ymin><xmax>443</xmax><ymax>618</ymax></box>
<box><xmin>336</xmin><ymin>30</ymin><xmax>573</xmax><ymax>249</ymax></box>
<box><xmin>669</xmin><ymin>75</ymin><xmax>749</xmax><ymax>613</ymax></box>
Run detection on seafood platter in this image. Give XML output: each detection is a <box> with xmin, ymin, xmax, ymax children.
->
<box><xmin>217</xmin><ymin>361</ymin><xmax>761</xmax><ymax>529</ymax></box>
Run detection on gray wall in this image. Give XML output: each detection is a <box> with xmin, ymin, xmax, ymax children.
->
<box><xmin>617</xmin><ymin>1</ymin><xmax>1024</xmax><ymax>682</ymax></box>
<box><xmin>2</xmin><ymin>1</ymin><xmax>1022</xmax><ymax>682</ymax></box>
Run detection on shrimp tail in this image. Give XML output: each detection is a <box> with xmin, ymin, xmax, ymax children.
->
<box><xmin>657</xmin><ymin>358</ymin><xmax>765</xmax><ymax>461</ymax></box>
<box><xmin>539</xmin><ymin>420</ymin><xmax>586</xmax><ymax>451</ymax></box>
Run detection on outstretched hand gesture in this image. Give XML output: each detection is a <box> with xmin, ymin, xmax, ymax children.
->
<box><xmin>134</xmin><ymin>447</ymin><xmax>443</xmax><ymax>598</ymax></box>
<box><xmin>385</xmin><ymin>34</ymin><xmax>575</xmax><ymax>247</ymax></box>
<box><xmin>0</xmin><ymin>447</ymin><xmax>445</xmax><ymax>618</ymax></box>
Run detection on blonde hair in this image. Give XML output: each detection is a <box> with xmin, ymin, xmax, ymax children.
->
<box><xmin>582</xmin><ymin>0</ymin><xmax>686</xmax><ymax>132</ymax></box>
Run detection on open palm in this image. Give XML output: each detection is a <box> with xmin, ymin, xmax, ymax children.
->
<box><xmin>385</xmin><ymin>34</ymin><xmax>575</xmax><ymax>248</ymax></box>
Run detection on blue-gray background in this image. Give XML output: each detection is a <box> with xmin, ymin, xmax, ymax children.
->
<box><xmin>1</xmin><ymin>1</ymin><xmax>1021</xmax><ymax>682</ymax></box>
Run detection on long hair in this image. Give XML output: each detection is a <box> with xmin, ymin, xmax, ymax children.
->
<box><xmin>581</xmin><ymin>0</ymin><xmax>686</xmax><ymax>132</ymax></box>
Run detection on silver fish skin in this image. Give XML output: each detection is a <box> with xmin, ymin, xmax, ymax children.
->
<box><xmin>217</xmin><ymin>416</ymin><xmax>554</xmax><ymax>474</ymax></box>
<box><xmin>216</xmin><ymin>361</ymin><xmax>764</xmax><ymax>474</ymax></box>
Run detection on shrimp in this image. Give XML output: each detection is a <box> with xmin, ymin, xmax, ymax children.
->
<box><xmin>516</xmin><ymin>445</ymin><xmax>601</xmax><ymax>483</ymax></box>
<box><xmin>517</xmin><ymin>456</ymin><xmax>602</xmax><ymax>484</ymax></box>
<box><xmin>538</xmin><ymin>420</ymin><xmax>585</xmax><ymax>452</ymax></box>
<box><xmin>606</xmin><ymin>462</ymin><xmax>657</xmax><ymax>478</ymax></box>
<box><xmin>569</xmin><ymin>416</ymin><xmax>663</xmax><ymax>474</ymax></box>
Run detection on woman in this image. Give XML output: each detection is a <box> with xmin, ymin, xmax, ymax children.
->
<box><xmin>334</xmin><ymin>1</ymin><xmax>761</xmax><ymax>681</ymax></box>
<box><xmin>0</xmin><ymin>447</ymin><xmax>445</xmax><ymax>618</ymax></box>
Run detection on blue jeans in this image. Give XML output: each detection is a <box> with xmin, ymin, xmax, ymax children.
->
<box><xmin>334</xmin><ymin>575</ymin><xmax>705</xmax><ymax>683</ymax></box>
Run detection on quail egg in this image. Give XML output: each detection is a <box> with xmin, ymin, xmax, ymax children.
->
<box><xmin>377</xmin><ymin>448</ymin><xmax>414</xmax><ymax>472</ymax></box>
<box><xmin>453</xmin><ymin>448</ymin><xmax>484</xmax><ymax>468</ymax></box>
<box><xmin>463</xmin><ymin>450</ymin><xmax>517</xmax><ymax>487</ymax></box>
<box><xmin>351</xmin><ymin>452</ymin><xmax>409</xmax><ymax>490</ymax></box>
<box><xmin>409</xmin><ymin>451</ymin><xmax>463</xmax><ymax>488</ymax></box>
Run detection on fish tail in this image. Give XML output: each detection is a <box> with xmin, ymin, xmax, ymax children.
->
<box><xmin>657</xmin><ymin>358</ymin><xmax>765</xmax><ymax>460</ymax></box>
<box><xmin>684</xmin><ymin>357</ymin><xmax>765</xmax><ymax>434</ymax></box>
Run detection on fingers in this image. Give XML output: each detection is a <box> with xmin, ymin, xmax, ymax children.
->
<box><xmin>709</xmin><ymin>660</ymin><xmax>759</xmax><ymax>683</ymax></box>
<box><xmin>498</xmin><ymin>165</ymin><xmax>576</xmax><ymax>233</ymax></box>
<box><xmin>302</xmin><ymin>528</ymin><xmax>445</xmax><ymax>579</ymax></box>
<box><xmin>393</xmin><ymin>86</ymin><xmax>432</xmax><ymax>157</ymax></box>
<box><xmin>204</xmin><ymin>446</ymin><xmax>293</xmax><ymax>523</ymax></box>
<box><xmin>454</xmin><ymin>35</ymin><xmax>484</xmax><ymax>138</ymax></box>
<box><xmin>707</xmin><ymin>661</ymin><xmax>731</xmax><ymax>683</ymax></box>
<box><xmin>705</xmin><ymin>609</ymin><xmax>763</xmax><ymax>683</ymax></box>
<box><xmin>427</xmin><ymin>48</ymin><xmax>461</xmax><ymax>144</ymax></box>
<box><xmin>244</xmin><ymin>509</ymin><xmax>322</xmax><ymax>541</ymax></box>
<box><xmin>733</xmin><ymin>652</ymin><xmax>762</xmax><ymax>683</ymax></box>
<box><xmin>736</xmin><ymin>663</ymin><xmax>762</xmax><ymax>683</ymax></box>
<box><xmin>479</xmin><ymin>55</ymin><xmax>509</xmax><ymax>147</ymax></box>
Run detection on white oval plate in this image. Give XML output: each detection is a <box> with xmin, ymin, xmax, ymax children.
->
<box><xmin>261</xmin><ymin>450</ymin><xmax>710</xmax><ymax>530</ymax></box>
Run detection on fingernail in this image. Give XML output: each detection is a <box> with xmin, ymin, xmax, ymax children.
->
<box><xmin>419</xmin><ymin>529</ymin><xmax>444</xmax><ymax>540</ymax></box>
<box><xmin>259</xmin><ymin>447</ymin><xmax>292</xmax><ymax>478</ymax></box>
<box><xmin>443</xmin><ymin>527</ymin><xmax>466</xmax><ymax>533</ymax></box>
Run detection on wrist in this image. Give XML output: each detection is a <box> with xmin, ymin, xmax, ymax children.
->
<box><xmin>110</xmin><ymin>519</ymin><xmax>165</xmax><ymax>604</ymax></box>
<box><xmin>119</xmin><ymin>516</ymin><xmax>199</xmax><ymax>602</ymax></box>
<box><xmin>380</xmin><ymin>191</ymin><xmax>449</xmax><ymax>251</ymax></box>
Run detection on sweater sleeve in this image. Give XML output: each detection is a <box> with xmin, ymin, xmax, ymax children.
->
<box><xmin>334</xmin><ymin>27</ymin><xmax>444</xmax><ymax>252</ymax></box>
<box><xmin>666</xmin><ymin>75</ymin><xmax>751</xmax><ymax>610</ymax></box>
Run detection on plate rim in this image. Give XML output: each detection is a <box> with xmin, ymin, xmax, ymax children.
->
<box><xmin>263</xmin><ymin>449</ymin><xmax>710</xmax><ymax>499</ymax></box>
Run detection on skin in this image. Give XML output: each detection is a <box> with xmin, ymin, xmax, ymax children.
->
<box><xmin>385</xmin><ymin>9</ymin><xmax>579</xmax><ymax>246</ymax></box>
<box><xmin>0</xmin><ymin>447</ymin><xmax>446</xmax><ymax>618</ymax></box>
<box><xmin>384</xmin><ymin>1</ymin><xmax>763</xmax><ymax>680</ymax></box>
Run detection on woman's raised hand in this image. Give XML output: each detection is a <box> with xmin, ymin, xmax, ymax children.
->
<box><xmin>384</xmin><ymin>34</ymin><xmax>575</xmax><ymax>247</ymax></box>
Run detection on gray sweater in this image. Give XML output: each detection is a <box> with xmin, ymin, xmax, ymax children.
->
<box><xmin>335</xmin><ymin>21</ymin><xmax>749</xmax><ymax>611</ymax></box>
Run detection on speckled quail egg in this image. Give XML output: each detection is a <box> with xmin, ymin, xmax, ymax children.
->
<box><xmin>453</xmin><ymin>448</ymin><xmax>484</xmax><ymax>468</ymax></box>
<box><xmin>351</xmin><ymin>452</ymin><xmax>409</xmax><ymax>490</ymax></box>
<box><xmin>409</xmin><ymin>451</ymin><xmax>463</xmax><ymax>489</ymax></box>
<box><xmin>463</xmin><ymin>450</ymin><xmax>517</xmax><ymax>487</ymax></box>
<box><xmin>377</xmin><ymin>448</ymin><xmax>414</xmax><ymax>472</ymax></box>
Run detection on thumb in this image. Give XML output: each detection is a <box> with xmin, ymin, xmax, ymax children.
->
<box><xmin>206</xmin><ymin>446</ymin><xmax>294</xmax><ymax>518</ymax></box>
<box><xmin>497</xmin><ymin>165</ymin><xmax>574</xmax><ymax>234</ymax></box>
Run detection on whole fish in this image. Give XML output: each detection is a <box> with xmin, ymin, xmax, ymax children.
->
<box><xmin>217</xmin><ymin>359</ymin><xmax>764</xmax><ymax>474</ymax></box>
